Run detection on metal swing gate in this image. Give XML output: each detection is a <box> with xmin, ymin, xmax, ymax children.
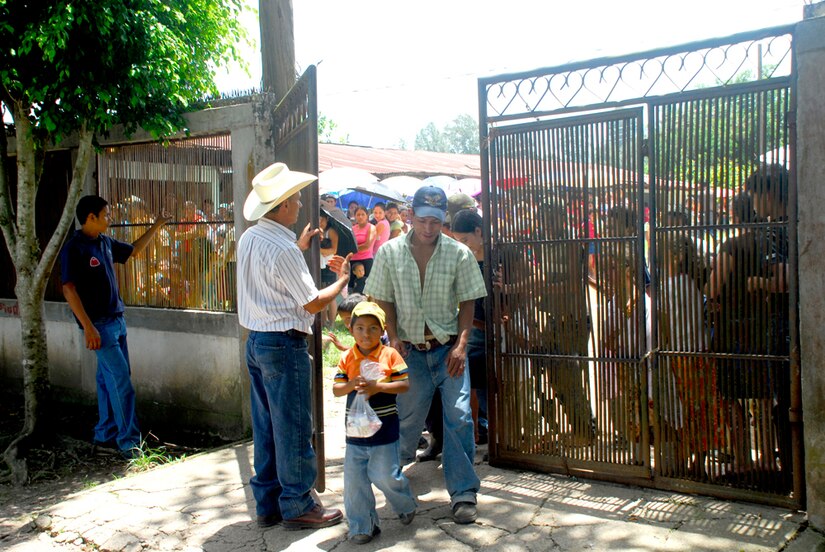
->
<box><xmin>479</xmin><ymin>26</ymin><xmax>803</xmax><ymax>508</ymax></box>
<box><xmin>269</xmin><ymin>66</ymin><xmax>326</xmax><ymax>490</ymax></box>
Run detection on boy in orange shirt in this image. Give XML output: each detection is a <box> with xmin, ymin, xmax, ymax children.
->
<box><xmin>333</xmin><ymin>302</ymin><xmax>417</xmax><ymax>544</ymax></box>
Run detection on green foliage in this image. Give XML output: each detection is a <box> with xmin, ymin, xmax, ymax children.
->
<box><xmin>414</xmin><ymin>114</ymin><xmax>480</xmax><ymax>154</ymax></box>
<box><xmin>126</xmin><ymin>435</ymin><xmax>186</xmax><ymax>472</ymax></box>
<box><xmin>414</xmin><ymin>122</ymin><xmax>448</xmax><ymax>152</ymax></box>
<box><xmin>82</xmin><ymin>478</ymin><xmax>100</xmax><ymax>490</ymax></box>
<box><xmin>318</xmin><ymin>113</ymin><xmax>349</xmax><ymax>144</ymax></box>
<box><xmin>654</xmin><ymin>82</ymin><xmax>790</xmax><ymax>190</ymax></box>
<box><xmin>0</xmin><ymin>0</ymin><xmax>248</xmax><ymax>144</ymax></box>
<box><xmin>322</xmin><ymin>318</ymin><xmax>354</xmax><ymax>378</ymax></box>
<box><xmin>443</xmin><ymin>114</ymin><xmax>479</xmax><ymax>155</ymax></box>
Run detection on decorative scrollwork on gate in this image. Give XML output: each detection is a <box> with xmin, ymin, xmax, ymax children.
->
<box><xmin>482</xmin><ymin>26</ymin><xmax>793</xmax><ymax>121</ymax></box>
<box><xmin>272</xmin><ymin>65</ymin><xmax>315</xmax><ymax>151</ymax></box>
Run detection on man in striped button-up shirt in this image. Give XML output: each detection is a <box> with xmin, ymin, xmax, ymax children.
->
<box><xmin>237</xmin><ymin>163</ymin><xmax>349</xmax><ymax>531</ymax></box>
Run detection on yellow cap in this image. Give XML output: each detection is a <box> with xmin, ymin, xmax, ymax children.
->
<box><xmin>350</xmin><ymin>301</ymin><xmax>386</xmax><ymax>331</ymax></box>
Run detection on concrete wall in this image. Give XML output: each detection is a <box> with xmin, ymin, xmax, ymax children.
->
<box><xmin>0</xmin><ymin>300</ymin><xmax>244</xmax><ymax>439</ymax></box>
<box><xmin>0</xmin><ymin>99</ymin><xmax>280</xmax><ymax>440</ymax></box>
<box><xmin>796</xmin><ymin>12</ymin><xmax>825</xmax><ymax>530</ymax></box>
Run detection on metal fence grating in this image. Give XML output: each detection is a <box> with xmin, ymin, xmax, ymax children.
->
<box><xmin>97</xmin><ymin>134</ymin><xmax>235</xmax><ymax>312</ymax></box>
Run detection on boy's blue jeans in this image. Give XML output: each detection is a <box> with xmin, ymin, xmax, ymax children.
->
<box><xmin>246</xmin><ymin>331</ymin><xmax>317</xmax><ymax>520</ymax></box>
<box><xmin>91</xmin><ymin>316</ymin><xmax>141</xmax><ymax>453</ymax></box>
<box><xmin>344</xmin><ymin>440</ymin><xmax>417</xmax><ymax>537</ymax></box>
<box><xmin>396</xmin><ymin>343</ymin><xmax>480</xmax><ymax>507</ymax></box>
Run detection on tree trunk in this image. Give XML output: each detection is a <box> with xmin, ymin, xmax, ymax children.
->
<box><xmin>1</xmin><ymin>109</ymin><xmax>45</xmax><ymax>484</ymax></box>
<box><xmin>2</xmin><ymin>281</ymin><xmax>49</xmax><ymax>485</ymax></box>
<box><xmin>260</xmin><ymin>0</ymin><xmax>296</xmax><ymax>100</ymax></box>
<box><xmin>0</xmin><ymin>106</ymin><xmax>95</xmax><ymax>484</ymax></box>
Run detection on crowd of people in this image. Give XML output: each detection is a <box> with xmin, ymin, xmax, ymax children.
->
<box><xmin>62</xmin><ymin>160</ymin><xmax>792</xmax><ymax>545</ymax></box>
<box><xmin>109</xmin><ymin>196</ymin><xmax>236</xmax><ymax>311</ymax></box>
<box><xmin>493</xmin><ymin>164</ymin><xmax>791</xmax><ymax>485</ymax></box>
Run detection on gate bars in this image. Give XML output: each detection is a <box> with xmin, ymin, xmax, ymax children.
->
<box><xmin>479</xmin><ymin>25</ymin><xmax>801</xmax><ymax>508</ymax></box>
<box><xmin>100</xmin><ymin>135</ymin><xmax>236</xmax><ymax>312</ymax></box>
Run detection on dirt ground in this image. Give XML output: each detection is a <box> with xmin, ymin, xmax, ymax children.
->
<box><xmin>0</xmin><ymin>393</ymin><xmax>230</xmax><ymax>527</ymax></box>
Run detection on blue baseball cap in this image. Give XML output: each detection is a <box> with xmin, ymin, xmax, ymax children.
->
<box><xmin>411</xmin><ymin>186</ymin><xmax>448</xmax><ymax>222</ymax></box>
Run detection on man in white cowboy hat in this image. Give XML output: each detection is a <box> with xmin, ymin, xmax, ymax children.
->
<box><xmin>237</xmin><ymin>162</ymin><xmax>350</xmax><ymax>530</ymax></box>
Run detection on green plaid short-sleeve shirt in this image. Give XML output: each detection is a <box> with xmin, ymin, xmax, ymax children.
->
<box><xmin>365</xmin><ymin>231</ymin><xmax>487</xmax><ymax>344</ymax></box>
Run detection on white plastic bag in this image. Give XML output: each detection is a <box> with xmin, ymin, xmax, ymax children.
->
<box><xmin>359</xmin><ymin>360</ymin><xmax>385</xmax><ymax>382</ymax></box>
<box><xmin>346</xmin><ymin>394</ymin><xmax>382</xmax><ymax>438</ymax></box>
<box><xmin>344</xmin><ymin>360</ymin><xmax>386</xmax><ymax>438</ymax></box>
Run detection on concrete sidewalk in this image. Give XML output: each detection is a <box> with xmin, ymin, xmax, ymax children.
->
<box><xmin>2</xmin><ymin>390</ymin><xmax>824</xmax><ymax>552</ymax></box>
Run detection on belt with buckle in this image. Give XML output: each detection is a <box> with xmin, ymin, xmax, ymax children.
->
<box><xmin>407</xmin><ymin>335</ymin><xmax>456</xmax><ymax>352</ymax></box>
<box><xmin>282</xmin><ymin>329</ymin><xmax>309</xmax><ymax>339</ymax></box>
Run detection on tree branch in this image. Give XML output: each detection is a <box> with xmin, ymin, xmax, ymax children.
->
<box><xmin>34</xmin><ymin>125</ymin><xmax>94</xmax><ymax>289</ymax></box>
<box><xmin>0</xmin><ymin>104</ymin><xmax>17</xmax><ymax>258</ymax></box>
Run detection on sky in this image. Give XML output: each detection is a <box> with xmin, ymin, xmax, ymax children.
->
<box><xmin>215</xmin><ymin>0</ymin><xmax>810</xmax><ymax>149</ymax></box>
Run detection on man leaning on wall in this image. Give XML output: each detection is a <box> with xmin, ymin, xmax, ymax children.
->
<box><xmin>60</xmin><ymin>195</ymin><xmax>170</xmax><ymax>460</ymax></box>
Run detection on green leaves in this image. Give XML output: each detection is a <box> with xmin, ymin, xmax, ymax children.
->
<box><xmin>0</xmin><ymin>0</ymin><xmax>248</xmax><ymax>144</ymax></box>
<box><xmin>414</xmin><ymin>114</ymin><xmax>481</xmax><ymax>154</ymax></box>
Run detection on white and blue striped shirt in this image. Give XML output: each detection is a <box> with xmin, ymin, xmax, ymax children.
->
<box><xmin>237</xmin><ymin>218</ymin><xmax>318</xmax><ymax>332</ymax></box>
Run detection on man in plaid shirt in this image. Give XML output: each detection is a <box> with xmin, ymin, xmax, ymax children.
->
<box><xmin>365</xmin><ymin>185</ymin><xmax>487</xmax><ymax>525</ymax></box>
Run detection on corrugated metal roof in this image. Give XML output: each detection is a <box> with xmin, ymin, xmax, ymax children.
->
<box><xmin>318</xmin><ymin>143</ymin><xmax>480</xmax><ymax>179</ymax></box>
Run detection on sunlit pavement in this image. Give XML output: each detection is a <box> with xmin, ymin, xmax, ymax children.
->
<box><xmin>2</xmin><ymin>387</ymin><xmax>823</xmax><ymax>552</ymax></box>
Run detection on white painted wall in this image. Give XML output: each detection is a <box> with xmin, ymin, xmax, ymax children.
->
<box><xmin>0</xmin><ymin>301</ymin><xmax>245</xmax><ymax>439</ymax></box>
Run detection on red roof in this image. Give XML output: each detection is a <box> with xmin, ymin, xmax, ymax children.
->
<box><xmin>318</xmin><ymin>143</ymin><xmax>480</xmax><ymax>179</ymax></box>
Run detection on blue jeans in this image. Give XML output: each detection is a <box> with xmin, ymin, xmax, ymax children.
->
<box><xmin>397</xmin><ymin>344</ymin><xmax>479</xmax><ymax>506</ymax></box>
<box><xmin>344</xmin><ymin>440</ymin><xmax>416</xmax><ymax>537</ymax></box>
<box><xmin>246</xmin><ymin>331</ymin><xmax>317</xmax><ymax>520</ymax></box>
<box><xmin>92</xmin><ymin>316</ymin><xmax>141</xmax><ymax>453</ymax></box>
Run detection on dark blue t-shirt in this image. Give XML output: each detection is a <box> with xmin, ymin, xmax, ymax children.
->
<box><xmin>59</xmin><ymin>230</ymin><xmax>133</xmax><ymax>324</ymax></box>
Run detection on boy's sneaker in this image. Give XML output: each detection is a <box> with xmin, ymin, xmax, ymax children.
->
<box><xmin>399</xmin><ymin>510</ymin><xmax>416</xmax><ymax>525</ymax></box>
<box><xmin>349</xmin><ymin>526</ymin><xmax>381</xmax><ymax>545</ymax></box>
<box><xmin>452</xmin><ymin>502</ymin><xmax>477</xmax><ymax>524</ymax></box>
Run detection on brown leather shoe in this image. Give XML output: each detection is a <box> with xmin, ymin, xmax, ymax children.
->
<box><xmin>281</xmin><ymin>505</ymin><xmax>343</xmax><ymax>530</ymax></box>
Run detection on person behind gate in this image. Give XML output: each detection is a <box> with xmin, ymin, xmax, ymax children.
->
<box><xmin>237</xmin><ymin>162</ymin><xmax>349</xmax><ymax>530</ymax></box>
<box><xmin>364</xmin><ymin>185</ymin><xmax>487</xmax><ymax>524</ymax></box>
<box><xmin>60</xmin><ymin>195</ymin><xmax>171</xmax><ymax>460</ymax></box>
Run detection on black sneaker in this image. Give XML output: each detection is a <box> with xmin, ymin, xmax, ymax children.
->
<box><xmin>452</xmin><ymin>502</ymin><xmax>477</xmax><ymax>524</ymax></box>
<box><xmin>349</xmin><ymin>526</ymin><xmax>381</xmax><ymax>544</ymax></box>
<box><xmin>399</xmin><ymin>510</ymin><xmax>416</xmax><ymax>525</ymax></box>
<box><xmin>92</xmin><ymin>439</ymin><xmax>118</xmax><ymax>455</ymax></box>
<box><xmin>256</xmin><ymin>512</ymin><xmax>282</xmax><ymax>528</ymax></box>
<box><xmin>416</xmin><ymin>440</ymin><xmax>442</xmax><ymax>462</ymax></box>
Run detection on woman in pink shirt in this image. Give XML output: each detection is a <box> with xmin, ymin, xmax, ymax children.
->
<box><xmin>372</xmin><ymin>202</ymin><xmax>391</xmax><ymax>255</ymax></box>
<box><xmin>350</xmin><ymin>205</ymin><xmax>376</xmax><ymax>286</ymax></box>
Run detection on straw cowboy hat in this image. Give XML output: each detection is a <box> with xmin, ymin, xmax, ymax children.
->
<box><xmin>243</xmin><ymin>162</ymin><xmax>318</xmax><ymax>221</ymax></box>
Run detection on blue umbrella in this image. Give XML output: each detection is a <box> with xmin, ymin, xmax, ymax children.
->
<box><xmin>335</xmin><ymin>181</ymin><xmax>407</xmax><ymax>210</ymax></box>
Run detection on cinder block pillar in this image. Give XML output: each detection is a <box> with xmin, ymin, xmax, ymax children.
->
<box><xmin>231</xmin><ymin>122</ymin><xmax>256</xmax><ymax>435</ymax></box>
<box><xmin>795</xmin><ymin>9</ymin><xmax>825</xmax><ymax>529</ymax></box>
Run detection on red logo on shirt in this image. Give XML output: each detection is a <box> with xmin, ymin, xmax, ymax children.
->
<box><xmin>89</xmin><ymin>257</ymin><xmax>101</xmax><ymax>267</ymax></box>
